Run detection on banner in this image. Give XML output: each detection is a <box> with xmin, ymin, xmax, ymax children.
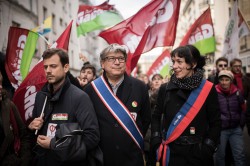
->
<box><xmin>99</xmin><ymin>0</ymin><xmax>180</xmax><ymax>74</ymax></box>
<box><xmin>13</xmin><ymin>20</ymin><xmax>73</xmax><ymax>123</ymax></box>
<box><xmin>5</xmin><ymin>27</ymin><xmax>39</xmax><ymax>89</ymax></box>
<box><xmin>238</xmin><ymin>9</ymin><xmax>250</xmax><ymax>38</ymax></box>
<box><xmin>180</xmin><ymin>7</ymin><xmax>215</xmax><ymax>55</ymax></box>
<box><xmin>222</xmin><ymin>1</ymin><xmax>238</xmax><ymax>62</ymax></box>
<box><xmin>76</xmin><ymin>1</ymin><xmax>123</xmax><ymax>37</ymax></box>
<box><xmin>146</xmin><ymin>49</ymin><xmax>171</xmax><ymax>79</ymax></box>
<box><xmin>32</xmin><ymin>16</ymin><xmax>52</xmax><ymax>35</ymax></box>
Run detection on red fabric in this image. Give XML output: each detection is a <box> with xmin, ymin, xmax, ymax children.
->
<box><xmin>146</xmin><ymin>49</ymin><xmax>170</xmax><ymax>78</ymax></box>
<box><xmin>9</xmin><ymin>109</ymin><xmax>20</xmax><ymax>154</ymax></box>
<box><xmin>77</xmin><ymin>1</ymin><xmax>115</xmax><ymax>27</ymax></box>
<box><xmin>13</xmin><ymin>21</ymin><xmax>73</xmax><ymax>123</ymax></box>
<box><xmin>216</xmin><ymin>83</ymin><xmax>238</xmax><ymax>95</ymax></box>
<box><xmin>233</xmin><ymin>73</ymin><xmax>244</xmax><ymax>94</ymax></box>
<box><xmin>5</xmin><ymin>27</ymin><xmax>31</xmax><ymax>88</ymax></box>
<box><xmin>99</xmin><ymin>0</ymin><xmax>180</xmax><ymax>74</ymax></box>
<box><xmin>179</xmin><ymin>7</ymin><xmax>214</xmax><ymax>46</ymax></box>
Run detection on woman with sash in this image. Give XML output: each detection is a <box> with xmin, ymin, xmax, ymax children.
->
<box><xmin>151</xmin><ymin>45</ymin><xmax>221</xmax><ymax>166</ymax></box>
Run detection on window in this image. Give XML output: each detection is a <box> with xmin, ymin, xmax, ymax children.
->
<box><xmin>60</xmin><ymin>18</ymin><xmax>63</xmax><ymax>27</ymax></box>
<box><xmin>43</xmin><ymin>7</ymin><xmax>47</xmax><ymax>20</ymax></box>
<box><xmin>52</xmin><ymin>14</ymin><xmax>56</xmax><ymax>34</ymax></box>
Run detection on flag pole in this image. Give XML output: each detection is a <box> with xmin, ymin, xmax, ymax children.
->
<box><xmin>38</xmin><ymin>33</ymin><xmax>50</xmax><ymax>46</ymax></box>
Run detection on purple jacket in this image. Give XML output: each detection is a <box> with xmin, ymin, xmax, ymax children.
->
<box><xmin>215</xmin><ymin>84</ymin><xmax>245</xmax><ymax>130</ymax></box>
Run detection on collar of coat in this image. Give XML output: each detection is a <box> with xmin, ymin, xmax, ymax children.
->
<box><xmin>41</xmin><ymin>76</ymin><xmax>71</xmax><ymax>101</ymax></box>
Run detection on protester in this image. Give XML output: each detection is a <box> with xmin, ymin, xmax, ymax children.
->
<box><xmin>145</xmin><ymin>73</ymin><xmax>163</xmax><ymax>166</ymax></box>
<box><xmin>28</xmin><ymin>48</ymin><xmax>100</xmax><ymax>166</ymax></box>
<box><xmin>214</xmin><ymin>70</ymin><xmax>246</xmax><ymax>166</ymax></box>
<box><xmin>230</xmin><ymin>58</ymin><xmax>250</xmax><ymax>102</ymax></box>
<box><xmin>151</xmin><ymin>45</ymin><xmax>221</xmax><ymax>166</ymax></box>
<box><xmin>0</xmin><ymin>52</ymin><xmax>15</xmax><ymax>98</ymax></box>
<box><xmin>138</xmin><ymin>73</ymin><xmax>150</xmax><ymax>90</ymax></box>
<box><xmin>84</xmin><ymin>43</ymin><xmax>151</xmax><ymax>166</ymax></box>
<box><xmin>0</xmin><ymin>71</ymin><xmax>32</xmax><ymax>166</ymax></box>
<box><xmin>77</xmin><ymin>64</ymin><xmax>96</xmax><ymax>90</ymax></box>
<box><xmin>208</xmin><ymin>57</ymin><xmax>228</xmax><ymax>85</ymax></box>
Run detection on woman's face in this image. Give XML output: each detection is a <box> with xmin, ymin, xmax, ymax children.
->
<box><xmin>219</xmin><ymin>76</ymin><xmax>231</xmax><ymax>90</ymax></box>
<box><xmin>151</xmin><ymin>75</ymin><xmax>163</xmax><ymax>90</ymax></box>
<box><xmin>171</xmin><ymin>55</ymin><xmax>194</xmax><ymax>79</ymax></box>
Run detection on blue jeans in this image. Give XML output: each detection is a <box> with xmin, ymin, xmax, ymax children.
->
<box><xmin>215</xmin><ymin>126</ymin><xmax>246</xmax><ymax>166</ymax></box>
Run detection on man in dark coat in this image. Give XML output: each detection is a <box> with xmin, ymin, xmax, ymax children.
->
<box><xmin>207</xmin><ymin>57</ymin><xmax>228</xmax><ymax>85</ymax></box>
<box><xmin>85</xmin><ymin>44</ymin><xmax>151</xmax><ymax>166</ymax></box>
<box><xmin>28</xmin><ymin>48</ymin><xmax>100</xmax><ymax>166</ymax></box>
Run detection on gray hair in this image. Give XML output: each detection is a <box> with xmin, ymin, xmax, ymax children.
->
<box><xmin>100</xmin><ymin>43</ymin><xmax>127</xmax><ymax>61</ymax></box>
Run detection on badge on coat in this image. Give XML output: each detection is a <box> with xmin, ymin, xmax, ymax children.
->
<box><xmin>190</xmin><ymin>127</ymin><xmax>195</xmax><ymax>134</ymax></box>
<box><xmin>52</xmin><ymin>113</ymin><xmax>68</xmax><ymax>120</ymax></box>
<box><xmin>132</xmin><ymin>101</ymin><xmax>138</xmax><ymax>108</ymax></box>
<box><xmin>47</xmin><ymin>123</ymin><xmax>57</xmax><ymax>138</ymax></box>
<box><xmin>130</xmin><ymin>112</ymin><xmax>137</xmax><ymax>121</ymax></box>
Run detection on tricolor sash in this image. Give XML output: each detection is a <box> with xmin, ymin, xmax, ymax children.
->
<box><xmin>91</xmin><ymin>76</ymin><xmax>144</xmax><ymax>150</ymax></box>
<box><xmin>157</xmin><ymin>80</ymin><xmax>213</xmax><ymax>166</ymax></box>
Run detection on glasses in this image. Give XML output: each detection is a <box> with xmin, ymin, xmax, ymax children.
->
<box><xmin>218</xmin><ymin>64</ymin><xmax>227</xmax><ymax>68</ymax></box>
<box><xmin>104</xmin><ymin>56</ymin><xmax>126</xmax><ymax>63</ymax></box>
<box><xmin>232</xmin><ymin>65</ymin><xmax>242</xmax><ymax>68</ymax></box>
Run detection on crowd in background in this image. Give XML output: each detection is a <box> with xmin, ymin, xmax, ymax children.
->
<box><xmin>0</xmin><ymin>44</ymin><xmax>250</xmax><ymax>166</ymax></box>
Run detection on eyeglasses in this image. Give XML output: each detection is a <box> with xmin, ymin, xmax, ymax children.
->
<box><xmin>104</xmin><ymin>56</ymin><xmax>126</xmax><ymax>63</ymax></box>
<box><xmin>232</xmin><ymin>65</ymin><xmax>242</xmax><ymax>68</ymax></box>
<box><xmin>218</xmin><ymin>64</ymin><xmax>227</xmax><ymax>68</ymax></box>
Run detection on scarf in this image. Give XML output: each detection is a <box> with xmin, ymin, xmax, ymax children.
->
<box><xmin>233</xmin><ymin>73</ymin><xmax>244</xmax><ymax>94</ymax></box>
<box><xmin>171</xmin><ymin>68</ymin><xmax>204</xmax><ymax>90</ymax></box>
<box><xmin>216</xmin><ymin>84</ymin><xmax>232</xmax><ymax>95</ymax></box>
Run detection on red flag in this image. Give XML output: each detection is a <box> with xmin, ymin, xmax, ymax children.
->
<box><xmin>99</xmin><ymin>0</ymin><xmax>180</xmax><ymax>74</ymax></box>
<box><xmin>179</xmin><ymin>7</ymin><xmax>215</xmax><ymax>55</ymax></box>
<box><xmin>13</xmin><ymin>20</ymin><xmax>73</xmax><ymax>123</ymax></box>
<box><xmin>146</xmin><ymin>49</ymin><xmax>171</xmax><ymax>79</ymax></box>
<box><xmin>5</xmin><ymin>27</ymin><xmax>38</xmax><ymax>89</ymax></box>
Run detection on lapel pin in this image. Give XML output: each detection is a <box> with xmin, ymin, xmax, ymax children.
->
<box><xmin>132</xmin><ymin>101</ymin><xmax>138</xmax><ymax>108</ymax></box>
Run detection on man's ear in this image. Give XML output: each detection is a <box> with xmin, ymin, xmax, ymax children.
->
<box><xmin>64</xmin><ymin>64</ymin><xmax>69</xmax><ymax>73</ymax></box>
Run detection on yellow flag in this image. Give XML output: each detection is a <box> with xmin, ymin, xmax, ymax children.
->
<box><xmin>32</xmin><ymin>16</ymin><xmax>52</xmax><ymax>35</ymax></box>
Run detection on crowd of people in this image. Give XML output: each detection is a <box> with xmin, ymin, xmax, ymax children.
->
<box><xmin>0</xmin><ymin>43</ymin><xmax>250</xmax><ymax>166</ymax></box>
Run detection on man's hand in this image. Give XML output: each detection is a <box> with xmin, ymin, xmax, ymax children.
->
<box><xmin>37</xmin><ymin>135</ymin><xmax>51</xmax><ymax>149</ymax></box>
<box><xmin>77</xmin><ymin>77</ymin><xmax>88</xmax><ymax>87</ymax></box>
<box><xmin>28</xmin><ymin>117</ymin><xmax>44</xmax><ymax>130</ymax></box>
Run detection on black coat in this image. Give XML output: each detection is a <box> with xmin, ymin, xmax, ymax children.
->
<box><xmin>32</xmin><ymin>77</ymin><xmax>100</xmax><ymax>166</ymax></box>
<box><xmin>151</xmin><ymin>80</ymin><xmax>221</xmax><ymax>165</ymax></box>
<box><xmin>85</xmin><ymin>73</ymin><xmax>151</xmax><ymax>166</ymax></box>
<box><xmin>0</xmin><ymin>98</ymin><xmax>32</xmax><ymax>166</ymax></box>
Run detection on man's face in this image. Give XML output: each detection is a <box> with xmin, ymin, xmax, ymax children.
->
<box><xmin>43</xmin><ymin>54</ymin><xmax>69</xmax><ymax>87</ymax></box>
<box><xmin>231</xmin><ymin>61</ymin><xmax>242</xmax><ymax>74</ymax></box>
<box><xmin>101</xmin><ymin>52</ymin><xmax>126</xmax><ymax>79</ymax></box>
<box><xmin>80</xmin><ymin>68</ymin><xmax>96</xmax><ymax>83</ymax></box>
<box><xmin>216</xmin><ymin>60</ymin><xmax>228</xmax><ymax>72</ymax></box>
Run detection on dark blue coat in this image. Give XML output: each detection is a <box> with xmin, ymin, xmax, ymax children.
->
<box><xmin>85</xmin><ymin>73</ymin><xmax>151</xmax><ymax>166</ymax></box>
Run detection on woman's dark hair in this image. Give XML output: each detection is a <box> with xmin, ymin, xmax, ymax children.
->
<box><xmin>151</xmin><ymin>74</ymin><xmax>163</xmax><ymax>81</ymax></box>
<box><xmin>170</xmin><ymin>45</ymin><xmax>206</xmax><ymax>70</ymax></box>
<box><xmin>42</xmin><ymin>48</ymin><xmax>69</xmax><ymax>67</ymax></box>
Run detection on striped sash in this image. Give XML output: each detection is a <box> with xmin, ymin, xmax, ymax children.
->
<box><xmin>91</xmin><ymin>76</ymin><xmax>144</xmax><ymax>150</ymax></box>
<box><xmin>157</xmin><ymin>80</ymin><xmax>213</xmax><ymax>166</ymax></box>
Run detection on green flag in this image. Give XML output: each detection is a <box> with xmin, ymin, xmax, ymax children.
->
<box><xmin>20</xmin><ymin>31</ymin><xmax>39</xmax><ymax>80</ymax></box>
<box><xmin>76</xmin><ymin>2</ymin><xmax>123</xmax><ymax>37</ymax></box>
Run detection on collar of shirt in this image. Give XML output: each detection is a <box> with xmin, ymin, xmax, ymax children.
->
<box><xmin>109</xmin><ymin>75</ymin><xmax>124</xmax><ymax>95</ymax></box>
